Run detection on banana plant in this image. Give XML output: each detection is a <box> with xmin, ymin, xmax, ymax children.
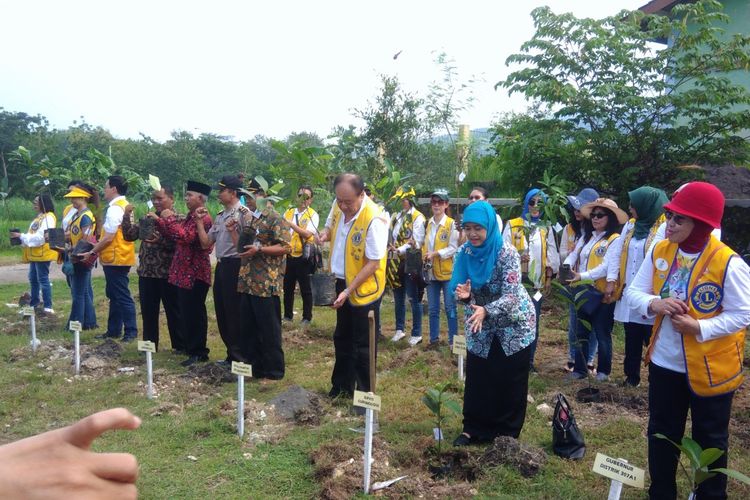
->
<box><xmin>654</xmin><ymin>434</ymin><xmax>750</xmax><ymax>498</ymax></box>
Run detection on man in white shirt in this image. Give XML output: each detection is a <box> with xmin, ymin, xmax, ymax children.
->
<box><xmin>318</xmin><ymin>173</ymin><xmax>388</xmax><ymax>398</ymax></box>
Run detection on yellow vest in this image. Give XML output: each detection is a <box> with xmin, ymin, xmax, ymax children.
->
<box><xmin>508</xmin><ymin>217</ymin><xmax>548</xmax><ymax>282</ymax></box>
<box><xmin>99</xmin><ymin>198</ymin><xmax>136</xmax><ymax>266</ymax></box>
<box><xmin>422</xmin><ymin>216</ymin><xmax>454</xmax><ymax>281</ymax></box>
<box><xmin>283</xmin><ymin>207</ymin><xmax>317</xmax><ymax>258</ymax></box>
<box><xmin>582</xmin><ymin>233</ymin><xmax>619</xmax><ymax>292</ymax></box>
<box><xmin>563</xmin><ymin>224</ymin><xmax>577</xmax><ymax>256</ymax></box>
<box><xmin>614</xmin><ymin>215</ymin><xmax>665</xmax><ymax>300</ymax></box>
<box><xmin>22</xmin><ymin>213</ymin><xmax>58</xmax><ymax>262</ymax></box>
<box><xmin>329</xmin><ymin>198</ymin><xmax>387</xmax><ymax>306</ymax></box>
<box><xmin>69</xmin><ymin>208</ymin><xmax>95</xmax><ymax>246</ymax></box>
<box><xmin>646</xmin><ymin>237</ymin><xmax>745</xmax><ymax>397</ymax></box>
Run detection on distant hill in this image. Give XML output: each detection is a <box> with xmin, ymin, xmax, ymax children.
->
<box><xmin>430</xmin><ymin>127</ymin><xmax>494</xmax><ymax>156</ymax></box>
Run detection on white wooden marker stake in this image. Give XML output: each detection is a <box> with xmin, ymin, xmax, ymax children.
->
<box><xmin>232</xmin><ymin>362</ymin><xmax>252</xmax><ymax>438</ymax></box>
<box><xmin>354</xmin><ymin>391</ymin><xmax>382</xmax><ymax>494</ymax></box>
<box><xmin>592</xmin><ymin>453</ymin><xmax>645</xmax><ymax>499</ymax></box>
<box><xmin>69</xmin><ymin>321</ymin><xmax>82</xmax><ymax>374</ymax></box>
<box><xmin>453</xmin><ymin>335</ymin><xmax>467</xmax><ymax>381</ymax></box>
<box><xmin>21</xmin><ymin>307</ymin><xmax>37</xmax><ymax>353</ymax></box>
<box><xmin>137</xmin><ymin>341</ymin><xmax>156</xmax><ymax>399</ymax></box>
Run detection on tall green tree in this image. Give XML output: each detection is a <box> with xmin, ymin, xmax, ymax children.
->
<box><xmin>495</xmin><ymin>0</ymin><xmax>750</xmax><ymax>199</ymax></box>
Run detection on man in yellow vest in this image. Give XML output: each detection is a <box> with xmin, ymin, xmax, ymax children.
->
<box><xmin>282</xmin><ymin>184</ymin><xmax>319</xmax><ymax>327</ymax></box>
<box><xmin>84</xmin><ymin>175</ymin><xmax>138</xmax><ymax>342</ymax></box>
<box><xmin>319</xmin><ymin>173</ymin><xmax>388</xmax><ymax>398</ymax></box>
<box><xmin>625</xmin><ymin>182</ymin><xmax>750</xmax><ymax>499</ymax></box>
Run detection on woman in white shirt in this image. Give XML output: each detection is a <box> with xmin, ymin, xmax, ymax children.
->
<box><xmin>625</xmin><ymin>182</ymin><xmax>750</xmax><ymax>499</ymax></box>
<box><xmin>11</xmin><ymin>193</ymin><xmax>58</xmax><ymax>314</ymax></box>
<box><xmin>605</xmin><ymin>186</ymin><xmax>668</xmax><ymax>387</ymax></box>
<box><xmin>565</xmin><ymin>198</ymin><xmax>628</xmax><ymax>381</ymax></box>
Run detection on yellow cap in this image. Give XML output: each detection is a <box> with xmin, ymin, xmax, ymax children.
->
<box><xmin>63</xmin><ymin>186</ymin><xmax>92</xmax><ymax>199</ymax></box>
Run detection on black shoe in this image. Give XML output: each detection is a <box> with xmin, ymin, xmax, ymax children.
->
<box><xmin>95</xmin><ymin>333</ymin><xmax>120</xmax><ymax>340</ymax></box>
<box><xmin>181</xmin><ymin>355</ymin><xmax>209</xmax><ymax>367</ymax></box>
<box><xmin>121</xmin><ymin>336</ymin><xmax>136</xmax><ymax>343</ymax></box>
<box><xmin>453</xmin><ymin>433</ymin><xmax>472</xmax><ymax>447</ymax></box>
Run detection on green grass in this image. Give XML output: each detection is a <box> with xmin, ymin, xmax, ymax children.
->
<box><xmin>1</xmin><ymin>278</ymin><xmax>749</xmax><ymax>499</ymax></box>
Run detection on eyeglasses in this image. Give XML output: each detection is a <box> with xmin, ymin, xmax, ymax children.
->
<box><xmin>664</xmin><ymin>210</ymin><xmax>688</xmax><ymax>225</ymax></box>
<box><xmin>431</xmin><ymin>199</ymin><xmax>445</xmax><ymax>205</ymax></box>
<box><xmin>590</xmin><ymin>212</ymin><xmax>608</xmax><ymax>219</ymax></box>
<box><xmin>468</xmin><ymin>195</ymin><xmax>483</xmax><ymax>201</ymax></box>
<box><xmin>528</xmin><ymin>199</ymin><xmax>542</xmax><ymax>207</ymax></box>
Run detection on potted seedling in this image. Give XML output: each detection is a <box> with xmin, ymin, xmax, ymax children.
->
<box><xmin>654</xmin><ymin>434</ymin><xmax>750</xmax><ymax>499</ymax></box>
<box><xmin>422</xmin><ymin>381</ymin><xmax>462</xmax><ymax>478</ymax></box>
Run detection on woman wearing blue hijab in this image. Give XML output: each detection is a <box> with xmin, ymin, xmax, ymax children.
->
<box><xmin>503</xmin><ymin>189</ymin><xmax>560</xmax><ymax>372</ymax></box>
<box><xmin>450</xmin><ymin>201</ymin><xmax>537</xmax><ymax>446</ymax></box>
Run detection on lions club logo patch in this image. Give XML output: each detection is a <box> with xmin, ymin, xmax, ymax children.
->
<box><xmin>595</xmin><ymin>242</ymin><xmax>608</xmax><ymax>257</ymax></box>
<box><xmin>691</xmin><ymin>282</ymin><xmax>722</xmax><ymax>314</ymax></box>
<box><xmin>439</xmin><ymin>230</ymin><xmax>448</xmax><ymax>242</ymax></box>
<box><xmin>403</xmin><ymin>229</ymin><xmax>412</xmax><ymax>239</ymax></box>
<box><xmin>352</xmin><ymin>230</ymin><xmax>363</xmax><ymax>246</ymax></box>
<box><xmin>72</xmin><ymin>226</ymin><xmax>80</xmax><ymax>235</ymax></box>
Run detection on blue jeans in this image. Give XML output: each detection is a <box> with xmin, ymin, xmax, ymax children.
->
<box><xmin>573</xmin><ymin>302</ymin><xmax>615</xmax><ymax>376</ymax></box>
<box><xmin>393</xmin><ymin>277</ymin><xmax>422</xmax><ymax>337</ymax></box>
<box><xmin>567</xmin><ymin>302</ymin><xmax>597</xmax><ymax>364</ymax></box>
<box><xmin>426</xmin><ymin>280</ymin><xmax>457</xmax><ymax>344</ymax></box>
<box><xmin>28</xmin><ymin>261</ymin><xmax>52</xmax><ymax>309</ymax></box>
<box><xmin>103</xmin><ymin>266</ymin><xmax>137</xmax><ymax>339</ymax></box>
<box><xmin>68</xmin><ymin>265</ymin><xmax>97</xmax><ymax>330</ymax></box>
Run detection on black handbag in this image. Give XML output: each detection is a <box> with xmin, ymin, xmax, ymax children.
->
<box><xmin>552</xmin><ymin>393</ymin><xmax>586</xmax><ymax>459</ymax></box>
<box><xmin>577</xmin><ymin>285</ymin><xmax>603</xmax><ymax>316</ymax></box>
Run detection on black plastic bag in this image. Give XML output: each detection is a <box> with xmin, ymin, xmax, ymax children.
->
<box><xmin>552</xmin><ymin>393</ymin><xmax>586</xmax><ymax>459</ymax></box>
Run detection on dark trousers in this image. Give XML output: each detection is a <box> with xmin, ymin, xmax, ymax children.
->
<box><xmin>463</xmin><ymin>337</ymin><xmax>531</xmax><ymax>440</ymax></box>
<box><xmin>139</xmin><ymin>276</ymin><xmax>181</xmax><ymax>351</ymax></box>
<box><xmin>648</xmin><ymin>363</ymin><xmax>733</xmax><ymax>499</ymax></box>
<box><xmin>623</xmin><ymin>322</ymin><xmax>652</xmax><ymax>385</ymax></box>
<box><xmin>103</xmin><ymin>265</ymin><xmax>137</xmax><ymax>339</ymax></box>
<box><xmin>214</xmin><ymin>259</ymin><xmax>246</xmax><ymax>362</ymax></box>
<box><xmin>68</xmin><ymin>265</ymin><xmax>97</xmax><ymax>330</ymax></box>
<box><xmin>178</xmin><ymin>281</ymin><xmax>209</xmax><ymax>358</ymax></box>
<box><xmin>330</xmin><ymin>279</ymin><xmax>377</xmax><ymax>397</ymax></box>
<box><xmin>573</xmin><ymin>302</ymin><xmax>615</xmax><ymax>376</ymax></box>
<box><xmin>283</xmin><ymin>256</ymin><xmax>313</xmax><ymax>321</ymax></box>
<box><xmin>240</xmin><ymin>294</ymin><xmax>284</xmax><ymax>379</ymax></box>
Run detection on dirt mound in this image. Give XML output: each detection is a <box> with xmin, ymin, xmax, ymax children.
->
<box><xmin>386</xmin><ymin>347</ymin><xmax>420</xmax><ymax>370</ymax></box>
<box><xmin>87</xmin><ymin>339</ymin><xmax>122</xmax><ymax>359</ymax></box>
<box><xmin>480</xmin><ymin>436</ymin><xmax>547</xmax><ymax>478</ymax></box>
<box><xmin>8</xmin><ymin>339</ymin><xmax>70</xmax><ymax>362</ymax></box>
<box><xmin>270</xmin><ymin>385</ymin><xmax>325</xmax><ymax>425</ymax></box>
<box><xmin>181</xmin><ymin>363</ymin><xmax>234</xmax><ymax>385</ymax></box>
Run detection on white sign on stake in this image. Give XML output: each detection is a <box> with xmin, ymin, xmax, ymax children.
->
<box><xmin>146</xmin><ymin>200</ymin><xmax>154</xmax><ymax>210</ymax></box>
<box><xmin>452</xmin><ymin>335</ymin><xmax>467</xmax><ymax>381</ymax></box>
<box><xmin>69</xmin><ymin>321</ymin><xmax>81</xmax><ymax>374</ymax></box>
<box><xmin>592</xmin><ymin>453</ymin><xmax>645</xmax><ymax>491</ymax></box>
<box><xmin>138</xmin><ymin>341</ymin><xmax>156</xmax><ymax>399</ymax></box>
<box><xmin>353</xmin><ymin>390</ymin><xmax>382</xmax><ymax>412</ymax></box>
<box><xmin>20</xmin><ymin>306</ymin><xmax>34</xmax><ymax>317</ymax></box>
<box><xmin>232</xmin><ymin>362</ymin><xmax>252</xmax><ymax>438</ymax></box>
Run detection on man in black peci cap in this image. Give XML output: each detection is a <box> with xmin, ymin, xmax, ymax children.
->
<box><xmin>194</xmin><ymin>175</ymin><xmax>252</xmax><ymax>365</ymax></box>
<box><xmin>150</xmin><ymin>180</ymin><xmax>214</xmax><ymax>366</ymax></box>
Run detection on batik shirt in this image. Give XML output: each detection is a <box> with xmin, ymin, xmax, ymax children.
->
<box><xmin>122</xmin><ymin>212</ymin><xmax>178</xmax><ymax>279</ymax></box>
<box><xmin>156</xmin><ymin>211</ymin><xmax>213</xmax><ymax>289</ymax></box>
<box><xmin>237</xmin><ymin>208</ymin><xmax>291</xmax><ymax>297</ymax></box>
<box><xmin>461</xmin><ymin>241</ymin><xmax>537</xmax><ymax>358</ymax></box>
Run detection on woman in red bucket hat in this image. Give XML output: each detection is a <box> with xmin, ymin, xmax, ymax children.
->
<box><xmin>625</xmin><ymin>182</ymin><xmax>750</xmax><ymax>499</ymax></box>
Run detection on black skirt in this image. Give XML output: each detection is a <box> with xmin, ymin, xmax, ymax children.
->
<box><xmin>462</xmin><ymin>336</ymin><xmax>531</xmax><ymax>441</ymax></box>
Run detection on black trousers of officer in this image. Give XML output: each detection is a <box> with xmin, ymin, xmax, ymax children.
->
<box><xmin>213</xmin><ymin>258</ymin><xmax>246</xmax><ymax>362</ymax></box>
<box><xmin>139</xmin><ymin>276</ymin><xmax>181</xmax><ymax>351</ymax></box>
<box><xmin>240</xmin><ymin>293</ymin><xmax>285</xmax><ymax>379</ymax></box>
<box><xmin>283</xmin><ymin>255</ymin><xmax>313</xmax><ymax>321</ymax></box>
<box><xmin>330</xmin><ymin>279</ymin><xmax>378</xmax><ymax>398</ymax></box>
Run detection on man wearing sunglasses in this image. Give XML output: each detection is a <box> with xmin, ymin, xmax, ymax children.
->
<box><xmin>282</xmin><ymin>185</ymin><xmax>319</xmax><ymax>327</ymax></box>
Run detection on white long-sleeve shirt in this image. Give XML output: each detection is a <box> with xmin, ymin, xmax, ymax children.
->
<box><xmin>564</xmin><ymin>231</ymin><xmax>615</xmax><ymax>282</ymax></box>
<box><xmin>624</xmin><ymin>244</ymin><xmax>750</xmax><ymax>373</ymax></box>
<box><xmin>502</xmin><ymin>221</ymin><xmax>560</xmax><ymax>289</ymax></box>
<box><xmin>425</xmin><ymin>214</ymin><xmax>459</xmax><ymax>259</ymax></box>
<box><xmin>20</xmin><ymin>213</ymin><xmax>56</xmax><ymax>248</ymax></box>
<box><xmin>607</xmin><ymin>221</ymin><xmax>666</xmax><ymax>324</ymax></box>
<box><xmin>390</xmin><ymin>207</ymin><xmax>425</xmax><ymax>254</ymax></box>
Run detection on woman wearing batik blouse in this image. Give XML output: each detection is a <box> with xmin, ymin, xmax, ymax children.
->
<box><xmin>450</xmin><ymin>201</ymin><xmax>536</xmax><ymax>446</ymax></box>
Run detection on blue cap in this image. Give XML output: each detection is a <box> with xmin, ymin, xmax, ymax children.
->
<box><xmin>566</xmin><ymin>188</ymin><xmax>599</xmax><ymax>210</ymax></box>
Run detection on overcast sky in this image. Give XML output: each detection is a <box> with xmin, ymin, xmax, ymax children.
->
<box><xmin>1</xmin><ymin>0</ymin><xmax>646</xmax><ymax>142</ymax></box>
